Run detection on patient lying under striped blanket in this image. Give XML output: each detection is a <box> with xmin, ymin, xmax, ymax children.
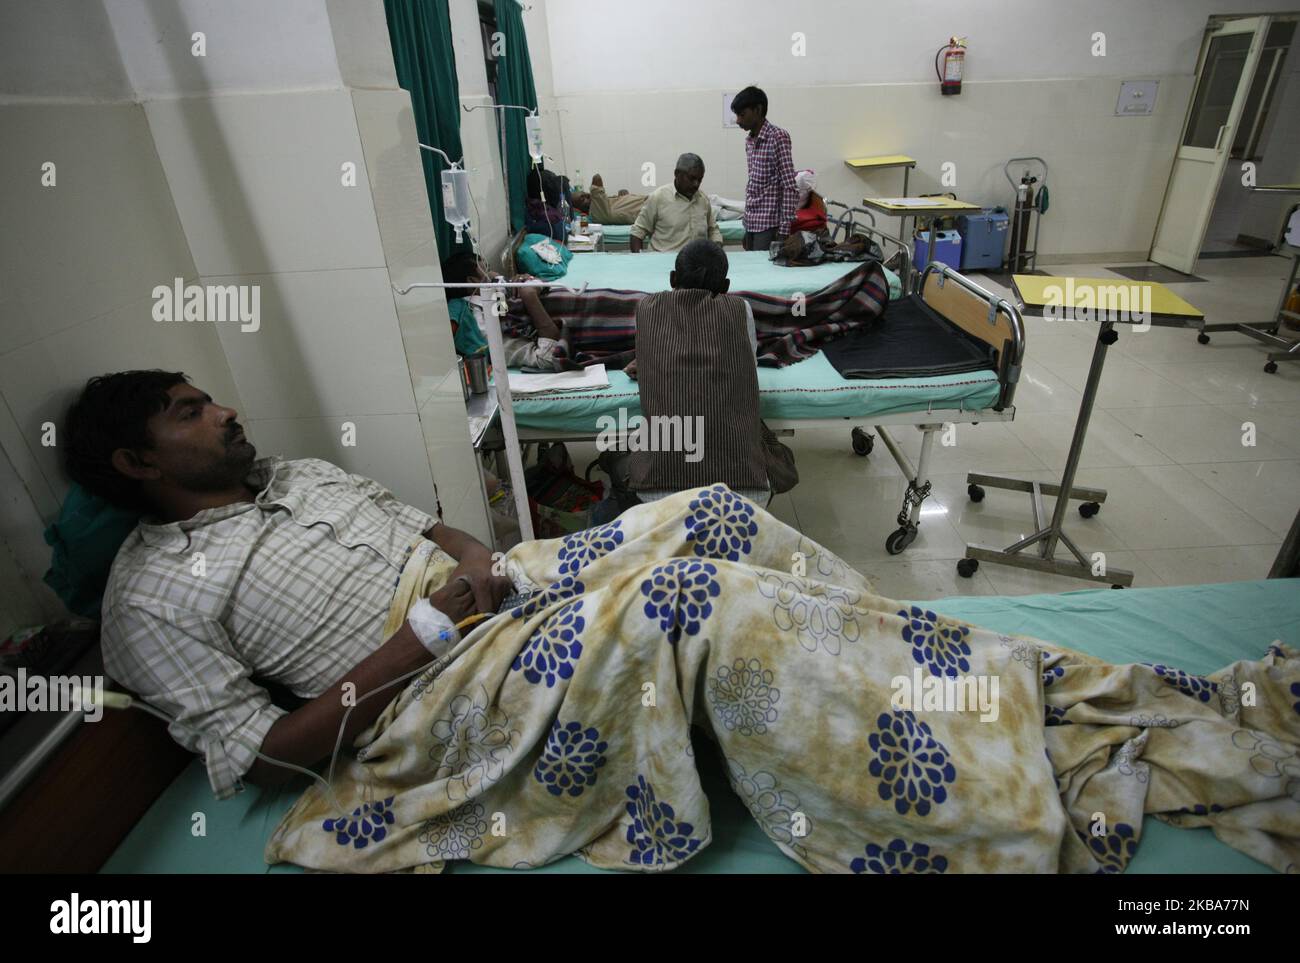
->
<box><xmin>499</xmin><ymin>258</ymin><xmax>892</xmax><ymax>370</ymax></box>
<box><xmin>265</xmin><ymin>486</ymin><xmax>1300</xmax><ymax>874</ymax></box>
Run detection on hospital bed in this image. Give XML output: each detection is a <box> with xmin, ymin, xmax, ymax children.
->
<box><xmin>510</xmin><ymin>244</ymin><xmax>1025</xmax><ymax>556</ymax></box>
<box><xmin>594</xmin><ymin>219</ymin><xmax>746</xmax><ymax>247</ymax></box>
<box><xmin>101</xmin><ymin>577</ymin><xmax>1299</xmax><ymax>874</ymax></box>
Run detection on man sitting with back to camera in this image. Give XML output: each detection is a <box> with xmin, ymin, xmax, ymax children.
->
<box><xmin>623</xmin><ymin>239</ymin><xmax>773</xmax><ymax>505</ymax></box>
<box><xmin>66</xmin><ymin>371</ymin><xmax>512</xmax><ymax>799</ymax></box>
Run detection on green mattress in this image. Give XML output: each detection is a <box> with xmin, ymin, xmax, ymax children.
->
<box><xmin>598</xmin><ymin>220</ymin><xmax>746</xmax><ymax>244</ymax></box>
<box><xmin>513</xmin><ymin>351</ymin><xmax>1001</xmax><ymax>432</ymax></box>
<box><xmin>561</xmin><ymin>250</ymin><xmax>903</xmax><ymax>301</ymax></box>
<box><xmin>103</xmin><ymin>579</ymin><xmax>1298</xmax><ymax>874</ymax></box>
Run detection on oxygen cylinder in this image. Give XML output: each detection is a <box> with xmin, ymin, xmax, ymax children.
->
<box><xmin>1007</xmin><ymin>181</ymin><xmax>1028</xmax><ymax>271</ymax></box>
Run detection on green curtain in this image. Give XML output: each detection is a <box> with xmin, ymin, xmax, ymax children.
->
<box><xmin>384</xmin><ymin>0</ymin><xmax>468</xmax><ymax>257</ymax></box>
<box><xmin>493</xmin><ymin>0</ymin><xmax>539</xmax><ymax>231</ymax></box>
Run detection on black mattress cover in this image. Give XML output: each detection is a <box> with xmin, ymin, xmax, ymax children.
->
<box><xmin>821</xmin><ymin>294</ymin><xmax>997</xmax><ymax>379</ymax></box>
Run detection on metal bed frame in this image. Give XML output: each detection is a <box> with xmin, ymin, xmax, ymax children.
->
<box><xmin>1194</xmin><ymin>193</ymin><xmax>1300</xmax><ymax>373</ymax></box>
<box><xmin>508</xmin><ymin>231</ymin><xmax>1026</xmax><ymax>555</ymax></box>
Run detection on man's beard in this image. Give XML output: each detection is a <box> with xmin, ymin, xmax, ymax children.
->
<box><xmin>173</xmin><ymin>435</ymin><xmax>257</xmax><ymax>492</ymax></box>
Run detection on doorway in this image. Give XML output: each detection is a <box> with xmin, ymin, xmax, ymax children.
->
<box><xmin>1150</xmin><ymin>14</ymin><xmax>1299</xmax><ymax>272</ymax></box>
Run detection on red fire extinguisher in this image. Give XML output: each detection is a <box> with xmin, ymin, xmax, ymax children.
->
<box><xmin>935</xmin><ymin>37</ymin><xmax>966</xmax><ymax>95</ymax></box>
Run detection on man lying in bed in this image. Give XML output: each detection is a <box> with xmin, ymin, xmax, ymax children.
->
<box><xmin>65</xmin><ymin>370</ymin><xmax>512</xmax><ymax>799</ymax></box>
<box><xmin>442</xmin><ymin>252</ymin><xmax>566</xmax><ymax>371</ymax></box>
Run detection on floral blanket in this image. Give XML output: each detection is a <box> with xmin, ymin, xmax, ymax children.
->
<box><xmin>265</xmin><ymin>487</ymin><xmax>1300</xmax><ymax>873</ymax></box>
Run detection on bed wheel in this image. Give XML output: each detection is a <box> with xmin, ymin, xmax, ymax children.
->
<box><xmin>956</xmin><ymin>558</ymin><xmax>979</xmax><ymax>578</ymax></box>
<box><xmin>1197</xmin><ymin>333</ymin><xmax>1210</xmax><ymax>345</ymax></box>
<box><xmin>1264</xmin><ymin>361</ymin><xmax>1278</xmax><ymax>374</ymax></box>
<box><xmin>967</xmin><ymin>484</ymin><xmax>985</xmax><ymax>503</ymax></box>
<box><xmin>885</xmin><ymin>525</ymin><xmax>916</xmax><ymax>555</ymax></box>
<box><xmin>851</xmin><ymin>427</ymin><xmax>874</xmax><ymax>456</ymax></box>
<box><xmin>1111</xmin><ymin>584</ymin><xmax>1125</xmax><ymax>589</ymax></box>
<box><xmin>1078</xmin><ymin>501</ymin><xmax>1101</xmax><ymax>519</ymax></box>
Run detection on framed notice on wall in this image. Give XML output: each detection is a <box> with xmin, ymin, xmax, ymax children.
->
<box><xmin>722</xmin><ymin>92</ymin><xmax>739</xmax><ymax>128</ymax></box>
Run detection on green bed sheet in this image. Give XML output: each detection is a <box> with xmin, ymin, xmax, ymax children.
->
<box><xmin>560</xmin><ymin>250</ymin><xmax>902</xmax><ymax>301</ymax></box>
<box><xmin>513</xmin><ymin>351</ymin><xmax>1000</xmax><ymax>432</ymax></box>
<box><xmin>103</xmin><ymin>579</ymin><xmax>1299</xmax><ymax>874</ymax></box>
<box><xmin>598</xmin><ymin>220</ymin><xmax>747</xmax><ymax>244</ymax></box>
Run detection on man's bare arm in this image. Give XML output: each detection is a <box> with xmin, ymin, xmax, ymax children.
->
<box><xmin>244</xmin><ymin>621</ymin><xmax>431</xmax><ymax>790</ymax></box>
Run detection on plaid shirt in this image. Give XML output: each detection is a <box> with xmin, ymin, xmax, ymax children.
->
<box><xmin>742</xmin><ymin>119</ymin><xmax>799</xmax><ymax>236</ymax></box>
<box><xmin>100</xmin><ymin>457</ymin><xmax>437</xmax><ymax>799</ymax></box>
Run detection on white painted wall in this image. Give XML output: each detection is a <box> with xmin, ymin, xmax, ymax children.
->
<box><xmin>532</xmin><ymin>0</ymin><xmax>1300</xmax><ymax>260</ymax></box>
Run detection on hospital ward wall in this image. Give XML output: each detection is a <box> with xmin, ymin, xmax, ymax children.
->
<box><xmin>534</xmin><ymin>0</ymin><xmax>1300</xmax><ymax>263</ymax></box>
<box><xmin>0</xmin><ymin>92</ymin><xmax>238</xmax><ymax>635</ymax></box>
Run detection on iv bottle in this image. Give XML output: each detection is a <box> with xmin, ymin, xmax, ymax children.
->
<box><xmin>441</xmin><ymin>166</ymin><xmax>472</xmax><ymax>242</ymax></box>
<box><xmin>574</xmin><ymin>169</ymin><xmax>583</xmax><ymax>193</ymax></box>
<box><xmin>525</xmin><ymin>114</ymin><xmax>544</xmax><ymax>163</ymax></box>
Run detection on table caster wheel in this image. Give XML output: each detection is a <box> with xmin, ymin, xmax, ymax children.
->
<box><xmin>1078</xmin><ymin>501</ymin><xmax>1101</xmax><ymax>519</ymax></box>
<box><xmin>851</xmin><ymin>427</ymin><xmax>874</xmax><ymax>456</ymax></box>
<box><xmin>967</xmin><ymin>484</ymin><xmax>985</xmax><ymax>503</ymax></box>
<box><xmin>885</xmin><ymin>525</ymin><xmax>916</xmax><ymax>555</ymax></box>
<box><xmin>1196</xmin><ymin>333</ymin><xmax>1210</xmax><ymax>345</ymax></box>
<box><xmin>956</xmin><ymin>558</ymin><xmax>979</xmax><ymax>578</ymax></box>
<box><xmin>1264</xmin><ymin>361</ymin><xmax>1278</xmax><ymax>374</ymax></box>
<box><xmin>1111</xmin><ymin>584</ymin><xmax>1125</xmax><ymax>589</ymax></box>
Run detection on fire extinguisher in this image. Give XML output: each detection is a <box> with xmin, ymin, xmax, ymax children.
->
<box><xmin>935</xmin><ymin>37</ymin><xmax>966</xmax><ymax>95</ymax></box>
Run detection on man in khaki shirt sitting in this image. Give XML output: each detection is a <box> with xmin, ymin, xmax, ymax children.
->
<box><xmin>629</xmin><ymin>153</ymin><xmax>723</xmax><ymax>253</ymax></box>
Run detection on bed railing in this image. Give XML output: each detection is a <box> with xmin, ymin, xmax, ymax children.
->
<box><xmin>919</xmin><ymin>262</ymin><xmax>1026</xmax><ymax>411</ymax></box>
<box><xmin>824</xmin><ymin>198</ymin><xmax>911</xmax><ymax>296</ymax></box>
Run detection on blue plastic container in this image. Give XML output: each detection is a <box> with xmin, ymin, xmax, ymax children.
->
<box><xmin>956</xmin><ymin>209</ymin><xmax>1010</xmax><ymax>270</ymax></box>
<box><xmin>913</xmin><ymin>229</ymin><xmax>963</xmax><ymax>271</ymax></box>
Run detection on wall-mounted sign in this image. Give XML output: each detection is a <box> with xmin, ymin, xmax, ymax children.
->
<box><xmin>1115</xmin><ymin>80</ymin><xmax>1159</xmax><ymax>116</ymax></box>
<box><xmin>722</xmin><ymin>92</ymin><xmax>739</xmax><ymax>128</ymax></box>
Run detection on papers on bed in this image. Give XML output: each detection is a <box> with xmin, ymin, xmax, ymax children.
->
<box><xmin>508</xmin><ymin>364</ymin><xmax>610</xmax><ymax>395</ymax></box>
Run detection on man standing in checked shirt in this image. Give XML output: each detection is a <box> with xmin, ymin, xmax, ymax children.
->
<box><xmin>730</xmin><ymin>86</ymin><xmax>799</xmax><ymax>252</ymax></box>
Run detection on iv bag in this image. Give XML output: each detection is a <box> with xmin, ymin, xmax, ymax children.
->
<box><xmin>525</xmin><ymin>114</ymin><xmax>544</xmax><ymax>162</ymax></box>
<box><xmin>441</xmin><ymin>167</ymin><xmax>471</xmax><ymax>240</ymax></box>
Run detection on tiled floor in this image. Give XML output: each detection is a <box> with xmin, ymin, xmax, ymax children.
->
<box><xmin>562</xmin><ymin>255</ymin><xmax>1300</xmax><ymax>600</ymax></box>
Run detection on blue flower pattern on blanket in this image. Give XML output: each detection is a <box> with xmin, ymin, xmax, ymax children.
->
<box><xmin>511</xmin><ymin>574</ymin><xmax>584</xmax><ymax>620</ymax></box>
<box><xmin>513</xmin><ymin>601</ymin><xmax>585</xmax><ymax>687</ymax></box>
<box><xmin>1291</xmin><ymin>681</ymin><xmax>1300</xmax><ymax>716</ymax></box>
<box><xmin>868</xmin><ymin>711</ymin><xmax>957</xmax><ymax>817</ymax></box>
<box><xmin>898</xmin><ymin>606</ymin><xmax>972</xmax><ymax>679</ymax></box>
<box><xmin>534</xmin><ymin>720</ymin><xmax>608</xmax><ymax>797</ymax></box>
<box><xmin>640</xmin><ymin>559</ymin><xmax>721</xmax><ymax>644</ymax></box>
<box><xmin>625</xmin><ymin>775</ymin><xmax>702</xmax><ymax>866</ymax></box>
<box><xmin>1144</xmin><ymin>663</ymin><xmax>1219</xmax><ymax>703</ymax></box>
<box><xmin>557</xmin><ymin>521</ymin><xmax>624</xmax><ymax>576</ymax></box>
<box><xmin>1043</xmin><ymin>664</ymin><xmax>1065</xmax><ymax>687</ymax></box>
<box><xmin>850</xmin><ymin>838</ymin><xmax>949</xmax><ymax>874</ymax></box>
<box><xmin>1045</xmin><ymin>705</ymin><xmax>1070</xmax><ymax>726</ymax></box>
<box><xmin>322</xmin><ymin>796</ymin><xmax>395</xmax><ymax>849</ymax></box>
<box><xmin>1080</xmin><ymin>822</ymin><xmax>1138</xmax><ymax>873</ymax></box>
<box><xmin>684</xmin><ymin>485</ymin><xmax>758</xmax><ymax>561</ymax></box>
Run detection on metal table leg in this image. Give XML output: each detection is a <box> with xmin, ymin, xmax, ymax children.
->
<box><xmin>1196</xmin><ymin>250</ymin><xmax>1300</xmax><ymax>371</ymax></box>
<box><xmin>960</xmin><ymin>319</ymin><xmax>1135</xmax><ymax>587</ymax></box>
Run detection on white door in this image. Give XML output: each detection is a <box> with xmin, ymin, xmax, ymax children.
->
<box><xmin>1150</xmin><ymin>16</ymin><xmax>1270</xmax><ymax>274</ymax></box>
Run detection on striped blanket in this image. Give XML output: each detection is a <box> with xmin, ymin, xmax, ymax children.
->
<box><xmin>501</xmin><ymin>260</ymin><xmax>892</xmax><ymax>369</ymax></box>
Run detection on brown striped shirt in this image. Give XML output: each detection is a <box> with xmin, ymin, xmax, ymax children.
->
<box><xmin>629</xmin><ymin>288</ymin><xmax>768</xmax><ymax>492</ymax></box>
